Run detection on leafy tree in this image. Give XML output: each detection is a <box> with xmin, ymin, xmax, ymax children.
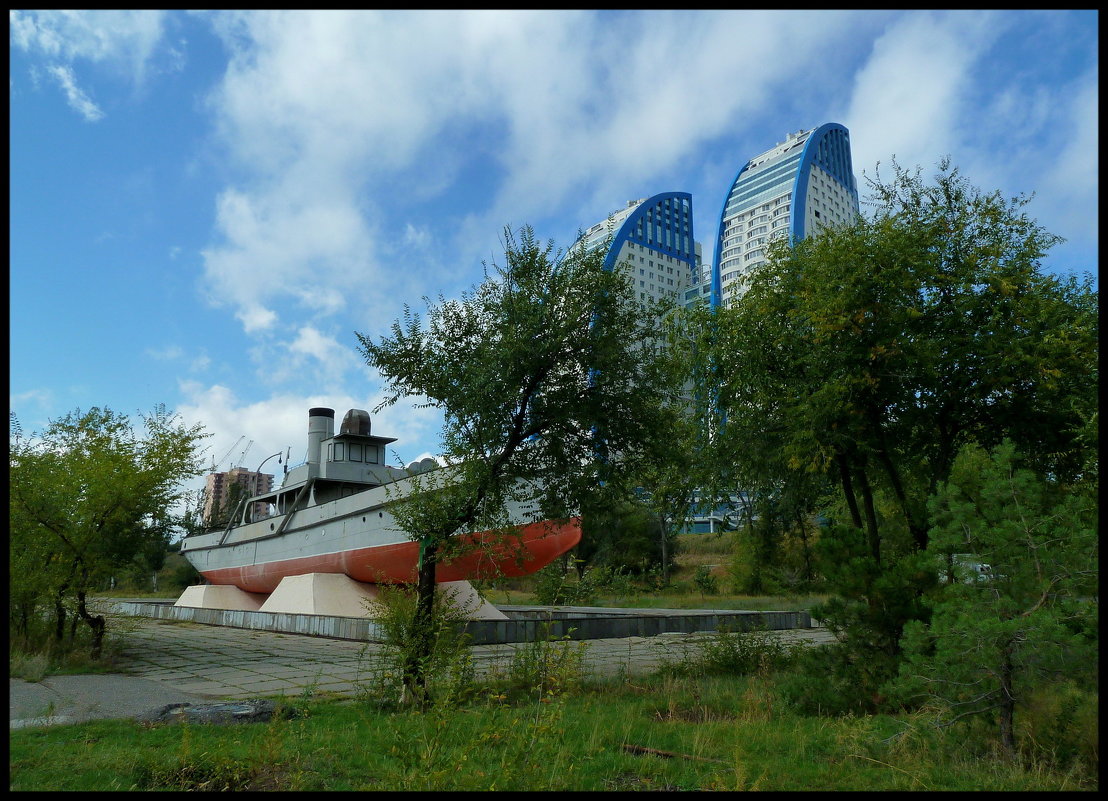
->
<box><xmin>666</xmin><ymin>301</ymin><xmax>835</xmax><ymax>594</ymax></box>
<box><xmin>895</xmin><ymin>440</ymin><xmax>1097</xmax><ymax>758</ymax></box>
<box><xmin>9</xmin><ymin>406</ymin><xmax>208</xmax><ymax>657</ymax></box>
<box><xmin>356</xmin><ymin>225</ymin><xmax>676</xmax><ymax>705</ymax></box>
<box><xmin>700</xmin><ymin>159</ymin><xmax>1097</xmax><ymax>702</ymax></box>
<box><xmin>576</xmin><ymin>497</ymin><xmax>671</xmax><ymax>577</ymax></box>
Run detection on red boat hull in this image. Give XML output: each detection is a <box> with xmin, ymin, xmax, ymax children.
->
<box><xmin>198</xmin><ymin>517</ymin><xmax>582</xmax><ymax>594</ymax></box>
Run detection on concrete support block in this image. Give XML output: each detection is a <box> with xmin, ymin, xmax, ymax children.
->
<box><xmin>438</xmin><ymin>580</ymin><xmax>508</xmax><ymax>620</ymax></box>
<box><xmin>259</xmin><ymin>573</ymin><xmax>384</xmax><ymax>617</ymax></box>
<box><xmin>174</xmin><ymin>584</ymin><xmax>269</xmax><ymax>612</ymax></box>
<box><xmin>252</xmin><ymin>574</ymin><xmax>510</xmax><ymax>620</ymax></box>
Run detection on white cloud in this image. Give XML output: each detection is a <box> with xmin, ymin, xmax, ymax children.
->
<box><xmin>844</xmin><ymin>10</ymin><xmax>1002</xmax><ymax>184</ymax></box>
<box><xmin>838</xmin><ymin>10</ymin><xmax>1097</xmax><ymax>275</ymax></box>
<box><xmin>46</xmin><ymin>63</ymin><xmax>104</xmax><ymax>121</ymax></box>
<box><xmin>145</xmin><ymin>344</ymin><xmax>184</xmax><ymax>361</ymax></box>
<box><xmin>1036</xmin><ymin>66</ymin><xmax>1098</xmax><ymax>253</ymax></box>
<box><xmin>198</xmin><ymin>10</ymin><xmax>885</xmax><ymax>340</ymax></box>
<box><xmin>10</xmin><ymin>388</ymin><xmax>56</xmax><ymax>422</ymax></box>
<box><xmin>278</xmin><ymin>325</ymin><xmax>360</xmax><ymax>386</ymax></box>
<box><xmin>174</xmin><ymin>380</ymin><xmax>444</xmax><ymax>483</ymax></box>
<box><xmin>10</xmin><ymin>9</ymin><xmax>170</xmax><ymax>86</ymax></box>
<box><xmin>200</xmin><ymin>185</ymin><xmax>376</xmax><ymax>334</ymax></box>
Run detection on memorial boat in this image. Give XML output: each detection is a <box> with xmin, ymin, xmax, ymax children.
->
<box><xmin>179</xmin><ymin>407</ymin><xmax>582</xmax><ymax>594</ymax></box>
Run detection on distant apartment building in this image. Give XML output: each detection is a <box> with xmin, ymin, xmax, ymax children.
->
<box><xmin>574</xmin><ymin>192</ymin><xmax>702</xmax><ymax>313</ymax></box>
<box><xmin>203</xmin><ymin>468</ymin><xmax>274</xmax><ymax>525</ymax></box>
<box><xmin>711</xmin><ymin>123</ymin><xmax>859</xmax><ymax>306</ymax></box>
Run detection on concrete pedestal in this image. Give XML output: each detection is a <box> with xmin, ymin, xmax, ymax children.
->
<box><xmin>174</xmin><ymin>584</ymin><xmax>269</xmax><ymax>612</ymax></box>
<box><xmin>259</xmin><ymin>573</ymin><xmax>383</xmax><ymax>617</ymax></box>
<box><xmin>174</xmin><ymin>575</ymin><xmax>508</xmax><ymax>620</ymax></box>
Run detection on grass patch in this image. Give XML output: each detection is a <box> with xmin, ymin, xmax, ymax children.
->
<box><xmin>10</xmin><ymin>670</ymin><xmax>1095</xmax><ymax>791</ymax></box>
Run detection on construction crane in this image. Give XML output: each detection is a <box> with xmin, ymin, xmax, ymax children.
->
<box><xmin>232</xmin><ymin>439</ymin><xmax>254</xmax><ymax>471</ymax></box>
<box><xmin>209</xmin><ymin>435</ymin><xmax>245</xmax><ymax>473</ymax></box>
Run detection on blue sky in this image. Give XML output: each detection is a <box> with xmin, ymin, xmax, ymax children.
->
<box><xmin>10</xmin><ymin>9</ymin><xmax>1099</xmax><ymax>498</ymax></box>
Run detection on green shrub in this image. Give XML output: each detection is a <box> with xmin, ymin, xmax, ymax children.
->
<box><xmin>776</xmin><ymin>643</ymin><xmax>895</xmax><ymax>717</ymax></box>
<box><xmin>533</xmin><ymin>563</ymin><xmax>598</xmax><ymax>606</ymax></box>
<box><xmin>693</xmin><ymin>565</ymin><xmax>719</xmax><ymax>596</ymax></box>
<box><xmin>1017</xmin><ymin>681</ymin><xmax>1099</xmax><ymax>770</ymax></box>
<box><xmin>358</xmin><ymin>583</ymin><xmax>476</xmax><ymax>708</ymax></box>
<box><xmin>497</xmin><ymin>627</ymin><xmax>588</xmax><ymax>700</ymax></box>
<box><xmin>661</xmin><ymin>627</ymin><xmax>800</xmax><ymax>679</ymax></box>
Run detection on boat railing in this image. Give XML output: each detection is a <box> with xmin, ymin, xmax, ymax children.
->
<box><xmin>216</xmin><ymin>477</ymin><xmax>316</xmax><ymax>547</ymax></box>
<box><xmin>217</xmin><ymin>495</ymin><xmax>250</xmax><ymax>546</ymax></box>
<box><xmin>269</xmin><ymin>478</ymin><xmax>315</xmax><ymax>541</ymax></box>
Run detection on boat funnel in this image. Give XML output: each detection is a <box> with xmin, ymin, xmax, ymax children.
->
<box><xmin>307</xmin><ymin>407</ymin><xmax>335</xmax><ymax>465</ymax></box>
<box><xmin>339</xmin><ymin>409</ymin><xmax>371</xmax><ymax>436</ymax></box>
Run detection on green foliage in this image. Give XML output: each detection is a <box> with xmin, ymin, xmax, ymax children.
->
<box><xmin>166</xmin><ymin>556</ymin><xmax>203</xmax><ymax>592</ymax></box>
<box><xmin>356</xmin><ymin>225</ymin><xmax>678</xmax><ymax>701</ymax></box>
<box><xmin>496</xmin><ymin>627</ymin><xmax>588</xmax><ymax>700</ymax></box>
<box><xmin>1017</xmin><ymin>680</ymin><xmax>1098</xmax><ymax>770</ymax></box>
<box><xmin>357</xmin><ymin>224</ymin><xmax>677</xmax><ymax>531</ymax></box>
<box><xmin>687</xmin><ymin>159</ymin><xmax>1098</xmax><ymax>726</ymax></box>
<box><xmin>892</xmin><ymin>440</ymin><xmax>1098</xmax><ymax>759</ymax></box>
<box><xmin>533</xmin><ymin>561</ymin><xmax>597</xmax><ymax>606</ymax></box>
<box><xmin>662</xmin><ymin>627</ymin><xmax>801</xmax><ymax>679</ymax></box>
<box><xmin>728</xmin><ymin>506</ymin><xmax>822</xmax><ymax>596</ymax></box>
<box><xmin>9</xmin><ymin>405</ymin><xmax>208</xmax><ymax>657</ymax></box>
<box><xmin>577</xmin><ymin>498</ymin><xmax>676</xmax><ymax>576</ymax></box>
<box><xmin>777</xmin><ymin>643</ymin><xmax>894</xmax><ymax>718</ymax></box>
<box><xmin>359</xmin><ymin>583</ymin><xmax>477</xmax><ymax>709</ymax></box>
<box><xmin>692</xmin><ymin>565</ymin><xmax>719</xmax><ymax>596</ymax></box>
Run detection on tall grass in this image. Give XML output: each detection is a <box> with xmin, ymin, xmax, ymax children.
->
<box><xmin>10</xmin><ymin>628</ymin><xmax>1097</xmax><ymax>791</ymax></box>
<box><xmin>11</xmin><ymin>677</ymin><xmax>1094</xmax><ymax>791</ymax></box>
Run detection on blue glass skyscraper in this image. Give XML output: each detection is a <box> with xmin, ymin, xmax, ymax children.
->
<box><xmin>575</xmin><ymin>192</ymin><xmax>701</xmax><ymax>311</ymax></box>
<box><xmin>711</xmin><ymin>123</ymin><xmax>859</xmax><ymax>307</ymax></box>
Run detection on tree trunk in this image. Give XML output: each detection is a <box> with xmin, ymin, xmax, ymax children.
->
<box><xmin>835</xmin><ymin>450</ymin><xmax>865</xmax><ymax>532</ymax></box>
<box><xmin>795</xmin><ymin>509</ymin><xmax>813</xmax><ymax>584</ymax></box>
<box><xmin>75</xmin><ymin>588</ymin><xmax>106</xmax><ymax>660</ymax></box>
<box><xmin>998</xmin><ymin>641</ymin><xmax>1017</xmax><ymax>759</ymax></box>
<box><xmin>871</xmin><ymin>424</ymin><xmax>928</xmax><ymax>551</ymax></box>
<box><xmin>403</xmin><ymin>538</ymin><xmax>438</xmax><ymax>708</ymax></box>
<box><xmin>54</xmin><ymin>596</ymin><xmax>67</xmax><ymax>643</ymax></box>
<box><xmin>658</xmin><ymin>514</ymin><xmax>669</xmax><ymax>584</ymax></box>
<box><xmin>855</xmin><ymin>466</ymin><xmax>881</xmax><ymax>566</ymax></box>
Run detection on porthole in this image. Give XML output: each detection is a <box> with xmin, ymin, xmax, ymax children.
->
<box><xmin>270</xmin><ymin>523</ymin><xmax>275</xmax><ymax>531</ymax></box>
<box><xmin>379</xmin><ymin>512</ymin><xmax>384</xmax><ymax>518</ymax></box>
<box><xmin>362</xmin><ymin>516</ymin><xmax>366</xmax><ymax>522</ymax></box>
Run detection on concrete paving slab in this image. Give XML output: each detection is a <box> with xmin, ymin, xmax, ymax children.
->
<box><xmin>10</xmin><ymin>675</ymin><xmax>221</xmax><ymax>730</ymax></box>
<box><xmin>11</xmin><ymin>614</ymin><xmax>834</xmax><ymax>729</ymax></box>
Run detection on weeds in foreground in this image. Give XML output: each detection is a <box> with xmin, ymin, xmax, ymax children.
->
<box><xmin>10</xmin><ymin>619</ymin><xmax>134</xmax><ymax>681</ymax></box>
<box><xmin>656</xmin><ymin>625</ymin><xmax>803</xmax><ymax>679</ymax></box>
<box><xmin>356</xmin><ymin>583</ymin><xmax>478</xmax><ymax>710</ymax></box>
<box><xmin>10</xmin><ymin>665</ymin><xmax>1097</xmax><ymax>792</ymax></box>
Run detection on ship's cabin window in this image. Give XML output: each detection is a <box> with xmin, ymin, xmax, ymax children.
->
<box><xmin>333</xmin><ymin>442</ymin><xmax>345</xmax><ymax>461</ymax></box>
<box><xmin>348</xmin><ymin>443</ymin><xmax>363</xmax><ymax>462</ymax></box>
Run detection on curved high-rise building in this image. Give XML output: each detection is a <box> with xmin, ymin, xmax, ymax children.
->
<box><xmin>576</xmin><ymin>191</ymin><xmax>701</xmax><ymax>310</ymax></box>
<box><xmin>711</xmin><ymin>123</ymin><xmax>859</xmax><ymax>307</ymax></box>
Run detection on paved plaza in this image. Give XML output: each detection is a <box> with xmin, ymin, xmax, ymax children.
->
<box><xmin>11</xmin><ymin>615</ymin><xmax>835</xmax><ymax>728</ymax></box>
<box><xmin>114</xmin><ymin>616</ymin><xmax>835</xmax><ymax>698</ymax></box>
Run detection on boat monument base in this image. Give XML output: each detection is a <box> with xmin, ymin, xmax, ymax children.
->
<box><xmin>174</xmin><ymin>574</ymin><xmax>508</xmax><ymax>620</ymax></box>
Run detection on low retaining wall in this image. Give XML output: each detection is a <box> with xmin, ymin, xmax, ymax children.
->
<box><xmin>108</xmin><ymin>600</ymin><xmax>811</xmax><ymax>645</ymax></box>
